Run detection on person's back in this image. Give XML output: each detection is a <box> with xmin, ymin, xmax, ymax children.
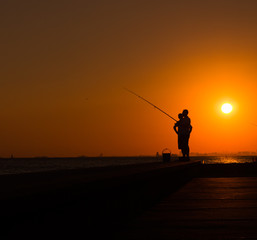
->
<box><xmin>181</xmin><ymin>109</ymin><xmax>192</xmax><ymax>135</ymax></box>
<box><xmin>173</xmin><ymin>113</ymin><xmax>183</xmax><ymax>134</ymax></box>
<box><xmin>173</xmin><ymin>113</ymin><xmax>183</xmax><ymax>150</ymax></box>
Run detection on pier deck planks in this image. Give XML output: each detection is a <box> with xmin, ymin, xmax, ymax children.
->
<box><xmin>0</xmin><ymin>160</ymin><xmax>201</xmax><ymax>239</ymax></box>
<box><xmin>117</xmin><ymin>177</ymin><xmax>257</xmax><ymax>239</ymax></box>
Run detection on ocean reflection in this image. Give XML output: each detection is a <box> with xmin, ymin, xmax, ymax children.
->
<box><xmin>200</xmin><ymin>156</ymin><xmax>257</xmax><ymax>164</ymax></box>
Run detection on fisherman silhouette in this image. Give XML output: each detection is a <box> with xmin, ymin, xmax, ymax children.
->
<box><xmin>173</xmin><ymin>109</ymin><xmax>192</xmax><ymax>161</ymax></box>
<box><xmin>173</xmin><ymin>113</ymin><xmax>183</xmax><ymax>150</ymax></box>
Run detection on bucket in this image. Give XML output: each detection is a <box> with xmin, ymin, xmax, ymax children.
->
<box><xmin>162</xmin><ymin>148</ymin><xmax>171</xmax><ymax>162</ymax></box>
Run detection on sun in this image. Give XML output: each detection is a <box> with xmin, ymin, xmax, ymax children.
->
<box><xmin>221</xmin><ymin>103</ymin><xmax>233</xmax><ymax>114</ymax></box>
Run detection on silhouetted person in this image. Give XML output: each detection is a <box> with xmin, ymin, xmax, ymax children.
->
<box><xmin>173</xmin><ymin>113</ymin><xmax>184</xmax><ymax>151</ymax></box>
<box><xmin>181</xmin><ymin>109</ymin><xmax>192</xmax><ymax>160</ymax></box>
<box><xmin>174</xmin><ymin>110</ymin><xmax>192</xmax><ymax>160</ymax></box>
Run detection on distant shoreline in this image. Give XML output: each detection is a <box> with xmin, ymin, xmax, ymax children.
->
<box><xmin>1</xmin><ymin>153</ymin><xmax>257</xmax><ymax>160</ymax></box>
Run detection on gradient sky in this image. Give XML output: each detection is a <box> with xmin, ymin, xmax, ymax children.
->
<box><xmin>1</xmin><ymin>0</ymin><xmax>257</xmax><ymax>157</ymax></box>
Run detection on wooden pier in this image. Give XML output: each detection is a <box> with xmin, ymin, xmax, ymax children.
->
<box><xmin>0</xmin><ymin>160</ymin><xmax>201</xmax><ymax>239</ymax></box>
<box><xmin>116</xmin><ymin>177</ymin><xmax>257</xmax><ymax>239</ymax></box>
<box><xmin>2</xmin><ymin>160</ymin><xmax>257</xmax><ymax>239</ymax></box>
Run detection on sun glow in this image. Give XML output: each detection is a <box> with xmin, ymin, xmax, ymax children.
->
<box><xmin>221</xmin><ymin>103</ymin><xmax>233</xmax><ymax>114</ymax></box>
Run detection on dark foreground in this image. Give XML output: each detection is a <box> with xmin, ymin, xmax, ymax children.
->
<box><xmin>117</xmin><ymin>177</ymin><xmax>257</xmax><ymax>240</ymax></box>
<box><xmin>2</xmin><ymin>161</ymin><xmax>257</xmax><ymax>239</ymax></box>
<box><xmin>0</xmin><ymin>160</ymin><xmax>200</xmax><ymax>239</ymax></box>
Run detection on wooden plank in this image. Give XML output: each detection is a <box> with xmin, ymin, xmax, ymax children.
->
<box><xmin>116</xmin><ymin>177</ymin><xmax>257</xmax><ymax>239</ymax></box>
<box><xmin>155</xmin><ymin>199</ymin><xmax>257</xmax><ymax>209</ymax></box>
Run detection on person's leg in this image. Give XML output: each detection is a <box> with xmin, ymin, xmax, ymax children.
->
<box><xmin>182</xmin><ymin>149</ymin><xmax>186</xmax><ymax>158</ymax></box>
<box><xmin>181</xmin><ymin>146</ymin><xmax>186</xmax><ymax>160</ymax></box>
<box><xmin>181</xmin><ymin>135</ymin><xmax>188</xmax><ymax>161</ymax></box>
<box><xmin>185</xmin><ymin>136</ymin><xmax>190</xmax><ymax>160</ymax></box>
<box><xmin>185</xmin><ymin>147</ymin><xmax>190</xmax><ymax>160</ymax></box>
<box><xmin>178</xmin><ymin>134</ymin><xmax>182</xmax><ymax>150</ymax></box>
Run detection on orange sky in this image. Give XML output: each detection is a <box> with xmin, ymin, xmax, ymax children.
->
<box><xmin>1</xmin><ymin>1</ymin><xmax>257</xmax><ymax>157</ymax></box>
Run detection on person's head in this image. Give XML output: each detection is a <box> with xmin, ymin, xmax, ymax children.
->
<box><xmin>178</xmin><ymin>113</ymin><xmax>183</xmax><ymax>119</ymax></box>
<box><xmin>182</xmin><ymin>109</ymin><xmax>188</xmax><ymax>116</ymax></box>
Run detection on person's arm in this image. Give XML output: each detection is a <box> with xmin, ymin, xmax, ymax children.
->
<box><xmin>173</xmin><ymin>122</ymin><xmax>178</xmax><ymax>134</ymax></box>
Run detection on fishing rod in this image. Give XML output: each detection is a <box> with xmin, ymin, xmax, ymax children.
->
<box><xmin>124</xmin><ymin>88</ymin><xmax>177</xmax><ymax>122</ymax></box>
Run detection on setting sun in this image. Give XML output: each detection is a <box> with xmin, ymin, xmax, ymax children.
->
<box><xmin>221</xmin><ymin>103</ymin><xmax>233</xmax><ymax>114</ymax></box>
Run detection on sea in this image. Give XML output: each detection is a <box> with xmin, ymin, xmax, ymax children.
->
<box><xmin>0</xmin><ymin>155</ymin><xmax>256</xmax><ymax>175</ymax></box>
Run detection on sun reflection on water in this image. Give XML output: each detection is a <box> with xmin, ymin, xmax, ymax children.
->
<box><xmin>200</xmin><ymin>156</ymin><xmax>257</xmax><ymax>164</ymax></box>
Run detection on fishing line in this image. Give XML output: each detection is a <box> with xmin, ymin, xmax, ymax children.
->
<box><xmin>124</xmin><ymin>88</ymin><xmax>177</xmax><ymax>122</ymax></box>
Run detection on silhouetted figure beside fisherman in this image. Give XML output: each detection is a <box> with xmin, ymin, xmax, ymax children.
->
<box><xmin>173</xmin><ymin>109</ymin><xmax>192</xmax><ymax>161</ymax></box>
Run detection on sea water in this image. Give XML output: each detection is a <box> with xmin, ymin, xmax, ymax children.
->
<box><xmin>197</xmin><ymin>155</ymin><xmax>257</xmax><ymax>164</ymax></box>
<box><xmin>0</xmin><ymin>155</ymin><xmax>256</xmax><ymax>175</ymax></box>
